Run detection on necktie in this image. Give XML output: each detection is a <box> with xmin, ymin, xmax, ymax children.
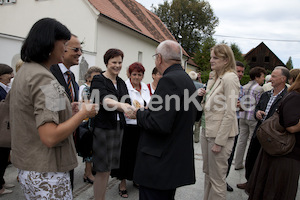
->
<box><xmin>65</xmin><ymin>71</ymin><xmax>74</xmax><ymax>102</ymax></box>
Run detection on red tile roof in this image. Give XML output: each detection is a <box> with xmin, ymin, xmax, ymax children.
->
<box><xmin>88</xmin><ymin>0</ymin><xmax>175</xmax><ymax>43</ymax></box>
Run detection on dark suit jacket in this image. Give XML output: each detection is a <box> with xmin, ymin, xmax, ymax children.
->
<box><xmin>0</xmin><ymin>86</ymin><xmax>7</xmax><ymax>101</ymax></box>
<box><xmin>50</xmin><ymin>64</ymin><xmax>79</xmax><ymax>102</ymax></box>
<box><xmin>133</xmin><ymin>64</ymin><xmax>198</xmax><ymax>190</ymax></box>
<box><xmin>253</xmin><ymin>86</ymin><xmax>288</xmax><ymax>137</ymax></box>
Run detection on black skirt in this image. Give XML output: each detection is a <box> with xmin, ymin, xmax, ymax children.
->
<box><xmin>111</xmin><ymin>124</ymin><xmax>140</xmax><ymax>180</ymax></box>
<box><xmin>93</xmin><ymin>122</ymin><xmax>123</xmax><ymax>172</ymax></box>
<box><xmin>246</xmin><ymin>149</ymin><xmax>300</xmax><ymax>200</ymax></box>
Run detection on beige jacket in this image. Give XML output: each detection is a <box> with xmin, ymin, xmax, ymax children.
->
<box><xmin>10</xmin><ymin>62</ymin><xmax>78</xmax><ymax>172</ymax></box>
<box><xmin>202</xmin><ymin>71</ymin><xmax>240</xmax><ymax>146</ymax></box>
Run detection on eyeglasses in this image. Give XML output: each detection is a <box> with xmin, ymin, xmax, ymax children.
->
<box><xmin>67</xmin><ymin>47</ymin><xmax>83</xmax><ymax>53</ymax></box>
<box><xmin>152</xmin><ymin>53</ymin><xmax>159</xmax><ymax>60</ymax></box>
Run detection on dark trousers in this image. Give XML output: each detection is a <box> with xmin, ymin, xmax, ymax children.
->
<box><xmin>227</xmin><ymin>134</ymin><xmax>239</xmax><ymax>177</ymax></box>
<box><xmin>227</xmin><ymin>119</ymin><xmax>239</xmax><ymax>177</ymax></box>
<box><xmin>0</xmin><ymin>147</ymin><xmax>10</xmax><ymax>190</ymax></box>
<box><xmin>70</xmin><ymin>169</ymin><xmax>74</xmax><ymax>190</ymax></box>
<box><xmin>245</xmin><ymin>136</ymin><xmax>261</xmax><ymax>180</ymax></box>
<box><xmin>139</xmin><ymin>186</ymin><xmax>176</xmax><ymax>200</ymax></box>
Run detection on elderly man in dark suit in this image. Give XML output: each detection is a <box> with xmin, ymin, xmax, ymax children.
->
<box><xmin>133</xmin><ymin>40</ymin><xmax>200</xmax><ymax>200</ymax></box>
<box><xmin>50</xmin><ymin>34</ymin><xmax>81</xmax><ymax>189</ymax></box>
<box><xmin>237</xmin><ymin>66</ymin><xmax>290</xmax><ymax>189</ymax></box>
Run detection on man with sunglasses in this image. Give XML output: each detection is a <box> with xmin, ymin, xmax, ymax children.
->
<box><xmin>51</xmin><ymin>34</ymin><xmax>81</xmax><ymax>103</ymax></box>
<box><xmin>50</xmin><ymin>34</ymin><xmax>82</xmax><ymax>189</ymax></box>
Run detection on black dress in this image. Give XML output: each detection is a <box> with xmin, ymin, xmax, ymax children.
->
<box><xmin>246</xmin><ymin>91</ymin><xmax>300</xmax><ymax>200</ymax></box>
<box><xmin>111</xmin><ymin>124</ymin><xmax>140</xmax><ymax>180</ymax></box>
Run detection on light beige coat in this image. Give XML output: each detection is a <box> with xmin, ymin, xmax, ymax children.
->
<box><xmin>202</xmin><ymin>71</ymin><xmax>240</xmax><ymax>146</ymax></box>
<box><xmin>10</xmin><ymin>62</ymin><xmax>78</xmax><ymax>173</ymax></box>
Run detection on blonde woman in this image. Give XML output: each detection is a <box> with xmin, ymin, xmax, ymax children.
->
<box><xmin>199</xmin><ymin>44</ymin><xmax>240</xmax><ymax>200</ymax></box>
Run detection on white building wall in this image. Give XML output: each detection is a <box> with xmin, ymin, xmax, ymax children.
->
<box><xmin>0</xmin><ymin>0</ymin><xmax>98</xmax><ymax>51</ymax></box>
<box><xmin>0</xmin><ymin>35</ymin><xmax>23</xmax><ymax>71</ymax></box>
<box><xmin>96</xmin><ymin>17</ymin><xmax>159</xmax><ymax>84</ymax></box>
<box><xmin>0</xmin><ymin>0</ymin><xmax>191</xmax><ymax>85</ymax></box>
<box><xmin>0</xmin><ymin>0</ymin><xmax>99</xmax><ymax>81</ymax></box>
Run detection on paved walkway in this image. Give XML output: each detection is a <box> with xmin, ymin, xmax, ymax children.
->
<box><xmin>1</xmin><ymin>141</ymin><xmax>299</xmax><ymax>199</ymax></box>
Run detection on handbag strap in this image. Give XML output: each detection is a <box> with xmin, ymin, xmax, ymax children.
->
<box><xmin>275</xmin><ymin>91</ymin><xmax>291</xmax><ymax>114</ymax></box>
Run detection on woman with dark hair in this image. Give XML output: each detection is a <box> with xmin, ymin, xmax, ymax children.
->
<box><xmin>147</xmin><ymin>67</ymin><xmax>162</xmax><ymax>95</ymax></box>
<box><xmin>111</xmin><ymin>62</ymin><xmax>151</xmax><ymax>198</ymax></box>
<box><xmin>246</xmin><ymin>74</ymin><xmax>300</xmax><ymax>200</ymax></box>
<box><xmin>0</xmin><ymin>64</ymin><xmax>14</xmax><ymax>196</ymax></box>
<box><xmin>10</xmin><ymin>18</ymin><xmax>97</xmax><ymax>199</ymax></box>
<box><xmin>90</xmin><ymin>49</ymin><xmax>134</xmax><ymax>200</ymax></box>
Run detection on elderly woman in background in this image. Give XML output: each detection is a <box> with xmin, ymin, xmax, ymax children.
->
<box><xmin>246</xmin><ymin>74</ymin><xmax>300</xmax><ymax>200</ymax></box>
<box><xmin>0</xmin><ymin>64</ymin><xmax>14</xmax><ymax>195</ymax></box>
<box><xmin>77</xmin><ymin>66</ymin><xmax>102</xmax><ymax>184</ymax></box>
<box><xmin>111</xmin><ymin>62</ymin><xmax>151</xmax><ymax>198</ymax></box>
<box><xmin>199</xmin><ymin>44</ymin><xmax>240</xmax><ymax>200</ymax></box>
<box><xmin>10</xmin><ymin>18</ymin><xmax>97</xmax><ymax>199</ymax></box>
<box><xmin>90</xmin><ymin>49</ymin><xmax>135</xmax><ymax>200</ymax></box>
<box><xmin>79</xmin><ymin>66</ymin><xmax>102</xmax><ymax>102</ymax></box>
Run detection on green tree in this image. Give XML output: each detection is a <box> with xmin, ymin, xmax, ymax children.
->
<box><xmin>153</xmin><ymin>0</ymin><xmax>218</xmax><ymax>55</ymax></box>
<box><xmin>193</xmin><ymin>36</ymin><xmax>216</xmax><ymax>71</ymax></box>
<box><xmin>230</xmin><ymin>43</ymin><xmax>244</xmax><ymax>63</ymax></box>
<box><xmin>230</xmin><ymin>43</ymin><xmax>249</xmax><ymax>73</ymax></box>
<box><xmin>286</xmin><ymin>56</ymin><xmax>293</xmax><ymax>70</ymax></box>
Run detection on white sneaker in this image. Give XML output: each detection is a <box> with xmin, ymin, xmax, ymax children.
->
<box><xmin>4</xmin><ymin>184</ymin><xmax>15</xmax><ymax>189</ymax></box>
<box><xmin>0</xmin><ymin>188</ymin><xmax>13</xmax><ymax>195</ymax></box>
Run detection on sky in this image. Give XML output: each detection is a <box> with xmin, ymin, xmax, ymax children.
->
<box><xmin>136</xmin><ymin>0</ymin><xmax>300</xmax><ymax>69</ymax></box>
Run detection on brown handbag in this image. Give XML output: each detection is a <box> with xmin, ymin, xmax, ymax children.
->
<box><xmin>0</xmin><ymin>92</ymin><xmax>11</xmax><ymax>148</ymax></box>
<box><xmin>256</xmin><ymin>110</ymin><xmax>295</xmax><ymax>156</ymax></box>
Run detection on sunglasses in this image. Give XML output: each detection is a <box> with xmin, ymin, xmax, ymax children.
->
<box><xmin>68</xmin><ymin>47</ymin><xmax>83</xmax><ymax>53</ymax></box>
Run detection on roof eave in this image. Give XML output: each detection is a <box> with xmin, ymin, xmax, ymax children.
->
<box><xmin>98</xmin><ymin>13</ymin><xmax>160</xmax><ymax>44</ymax></box>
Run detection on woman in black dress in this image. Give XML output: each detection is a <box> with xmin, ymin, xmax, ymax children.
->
<box><xmin>246</xmin><ymin>74</ymin><xmax>300</xmax><ymax>200</ymax></box>
<box><xmin>90</xmin><ymin>49</ymin><xmax>134</xmax><ymax>200</ymax></box>
<box><xmin>111</xmin><ymin>62</ymin><xmax>151</xmax><ymax>198</ymax></box>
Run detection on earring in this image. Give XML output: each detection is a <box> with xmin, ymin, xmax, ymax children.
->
<box><xmin>49</xmin><ymin>52</ymin><xmax>51</xmax><ymax>56</ymax></box>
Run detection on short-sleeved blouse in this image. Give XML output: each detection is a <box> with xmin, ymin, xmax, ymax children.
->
<box><xmin>10</xmin><ymin>62</ymin><xmax>78</xmax><ymax>172</ymax></box>
<box><xmin>279</xmin><ymin>91</ymin><xmax>300</xmax><ymax>161</ymax></box>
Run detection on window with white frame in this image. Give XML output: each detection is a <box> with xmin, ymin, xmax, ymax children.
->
<box><xmin>138</xmin><ymin>51</ymin><xmax>143</xmax><ymax>63</ymax></box>
<box><xmin>0</xmin><ymin>0</ymin><xmax>16</xmax><ymax>4</ymax></box>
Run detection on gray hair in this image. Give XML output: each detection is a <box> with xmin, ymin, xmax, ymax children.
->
<box><xmin>156</xmin><ymin>40</ymin><xmax>182</xmax><ymax>62</ymax></box>
<box><xmin>274</xmin><ymin>66</ymin><xmax>290</xmax><ymax>81</ymax></box>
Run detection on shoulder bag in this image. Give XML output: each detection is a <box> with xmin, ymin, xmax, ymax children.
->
<box><xmin>256</xmin><ymin>109</ymin><xmax>296</xmax><ymax>156</ymax></box>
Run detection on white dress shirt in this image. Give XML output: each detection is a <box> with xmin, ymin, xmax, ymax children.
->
<box><xmin>0</xmin><ymin>81</ymin><xmax>10</xmax><ymax>93</ymax></box>
<box><xmin>58</xmin><ymin>63</ymin><xmax>75</xmax><ymax>98</ymax></box>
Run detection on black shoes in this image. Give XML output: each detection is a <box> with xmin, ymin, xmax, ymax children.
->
<box><xmin>227</xmin><ymin>183</ymin><xmax>233</xmax><ymax>192</ymax></box>
<box><xmin>83</xmin><ymin>176</ymin><xmax>94</xmax><ymax>184</ymax></box>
